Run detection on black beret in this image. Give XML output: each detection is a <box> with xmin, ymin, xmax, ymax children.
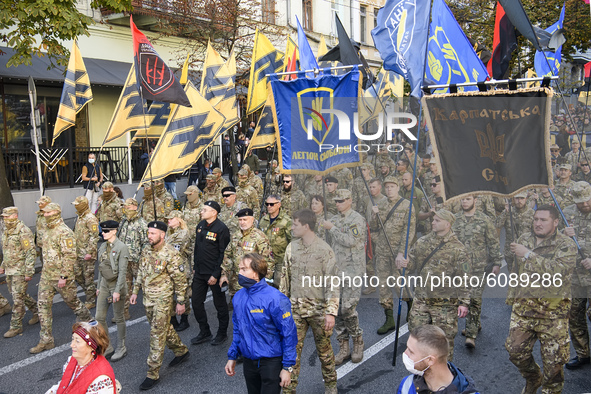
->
<box><xmin>433</xmin><ymin>175</ymin><xmax>441</xmax><ymax>183</ymax></box>
<box><xmin>221</xmin><ymin>186</ymin><xmax>236</xmax><ymax>194</ymax></box>
<box><xmin>100</xmin><ymin>220</ymin><xmax>119</xmax><ymax>230</ymax></box>
<box><xmin>236</xmin><ymin>208</ymin><xmax>254</xmax><ymax>217</ymax></box>
<box><xmin>147</xmin><ymin>221</ymin><xmax>168</xmax><ymax>232</ymax></box>
<box><xmin>204</xmin><ymin>200</ymin><xmax>221</xmax><ymax>213</ymax></box>
<box><xmin>325</xmin><ymin>176</ymin><xmax>338</xmax><ymax>184</ymax></box>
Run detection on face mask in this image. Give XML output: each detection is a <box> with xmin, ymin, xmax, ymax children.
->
<box><xmin>88</xmin><ymin>159</ymin><xmax>95</xmax><ymax>164</ymax></box>
<box><xmin>45</xmin><ymin>213</ymin><xmax>61</xmax><ymax>228</ymax></box>
<box><xmin>187</xmin><ymin>193</ymin><xmax>200</xmax><ymax>204</ymax></box>
<box><xmin>402</xmin><ymin>353</ymin><xmax>431</xmax><ymax>376</ymax></box>
<box><xmin>238</xmin><ymin>274</ymin><xmax>258</xmax><ymax>289</ymax></box>
<box><xmin>238</xmin><ymin>178</ymin><xmax>247</xmax><ymax>187</ymax></box>
<box><xmin>144</xmin><ymin>188</ymin><xmax>153</xmax><ymax>199</ymax></box>
<box><xmin>155</xmin><ymin>183</ymin><xmax>165</xmax><ymax>194</ymax></box>
<box><xmin>3</xmin><ymin>217</ymin><xmax>18</xmax><ymax>229</ymax></box>
<box><xmin>102</xmin><ymin>191</ymin><xmax>115</xmax><ymax>200</ymax></box>
<box><xmin>75</xmin><ymin>201</ymin><xmax>89</xmax><ymax>216</ymax></box>
<box><xmin>123</xmin><ymin>208</ymin><xmax>138</xmax><ymax>220</ymax></box>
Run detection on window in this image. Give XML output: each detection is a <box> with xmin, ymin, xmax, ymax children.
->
<box><xmin>262</xmin><ymin>0</ymin><xmax>275</xmax><ymax>24</ymax></box>
<box><xmin>374</xmin><ymin>8</ymin><xmax>378</xmax><ymax>29</ymax></box>
<box><xmin>360</xmin><ymin>6</ymin><xmax>366</xmax><ymax>43</ymax></box>
<box><xmin>303</xmin><ymin>0</ymin><xmax>313</xmax><ymax>31</ymax></box>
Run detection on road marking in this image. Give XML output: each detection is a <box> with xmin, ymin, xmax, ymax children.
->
<box><xmin>337</xmin><ymin>323</ymin><xmax>409</xmax><ymax>379</ymax></box>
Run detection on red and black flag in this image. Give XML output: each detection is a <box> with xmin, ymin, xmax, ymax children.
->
<box><xmin>130</xmin><ymin>16</ymin><xmax>190</xmax><ymax>107</ymax></box>
<box><xmin>487</xmin><ymin>2</ymin><xmax>517</xmax><ymax>79</ymax></box>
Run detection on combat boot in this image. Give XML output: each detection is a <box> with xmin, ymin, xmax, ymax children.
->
<box><xmin>377</xmin><ymin>309</ymin><xmax>395</xmax><ymax>335</ymax></box>
<box><xmin>334</xmin><ymin>339</ymin><xmax>351</xmax><ymax>365</ymax></box>
<box><xmin>30</xmin><ymin>341</ymin><xmax>55</xmax><ymax>354</ymax></box>
<box><xmin>170</xmin><ymin>316</ymin><xmax>179</xmax><ymax>330</ymax></box>
<box><xmin>0</xmin><ymin>304</ymin><xmax>11</xmax><ymax>317</ymax></box>
<box><xmin>28</xmin><ymin>313</ymin><xmax>39</xmax><ymax>325</ymax></box>
<box><xmin>104</xmin><ymin>344</ymin><xmax>115</xmax><ymax>358</ymax></box>
<box><xmin>111</xmin><ymin>340</ymin><xmax>127</xmax><ymax>362</ymax></box>
<box><xmin>521</xmin><ymin>372</ymin><xmax>542</xmax><ymax>394</ymax></box>
<box><xmin>176</xmin><ymin>314</ymin><xmax>190</xmax><ymax>332</ymax></box>
<box><xmin>465</xmin><ymin>338</ymin><xmax>475</xmax><ymax>349</ymax></box>
<box><xmin>4</xmin><ymin>328</ymin><xmax>23</xmax><ymax>338</ymax></box>
<box><xmin>324</xmin><ymin>385</ymin><xmax>338</xmax><ymax>394</ymax></box>
<box><xmin>351</xmin><ymin>335</ymin><xmax>364</xmax><ymax>363</ymax></box>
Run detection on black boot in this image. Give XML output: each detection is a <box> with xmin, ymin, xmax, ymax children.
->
<box><xmin>565</xmin><ymin>356</ymin><xmax>591</xmax><ymax>370</ymax></box>
<box><xmin>176</xmin><ymin>314</ymin><xmax>190</xmax><ymax>332</ymax></box>
<box><xmin>170</xmin><ymin>316</ymin><xmax>179</xmax><ymax>330</ymax></box>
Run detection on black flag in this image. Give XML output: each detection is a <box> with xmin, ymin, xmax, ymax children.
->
<box><xmin>498</xmin><ymin>0</ymin><xmax>551</xmax><ymax>51</ymax></box>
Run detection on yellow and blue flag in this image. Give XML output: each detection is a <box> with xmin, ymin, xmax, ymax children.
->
<box><xmin>359</xmin><ymin>68</ymin><xmax>403</xmax><ymax>126</ymax></box>
<box><xmin>426</xmin><ymin>0</ymin><xmax>489</xmax><ymax>94</ymax></box>
<box><xmin>317</xmin><ymin>36</ymin><xmax>328</xmax><ymax>60</ymax></box>
<box><xmin>140</xmin><ymin>81</ymin><xmax>226</xmax><ymax>184</ymax></box>
<box><xmin>130</xmin><ymin>101</ymin><xmax>170</xmax><ymax>144</ymax></box>
<box><xmin>52</xmin><ymin>41</ymin><xmax>93</xmax><ymax>145</ymax></box>
<box><xmin>534</xmin><ymin>4</ymin><xmax>565</xmax><ymax>77</ymax></box>
<box><xmin>246</xmin><ymin>97</ymin><xmax>276</xmax><ymax>155</ymax></box>
<box><xmin>246</xmin><ymin>30</ymin><xmax>284</xmax><ymax>115</ymax></box>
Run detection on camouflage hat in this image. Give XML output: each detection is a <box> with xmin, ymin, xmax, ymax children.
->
<box><xmin>102</xmin><ymin>181</ymin><xmax>114</xmax><ymax>190</ymax></box>
<box><xmin>165</xmin><ymin>210</ymin><xmax>183</xmax><ymax>220</ymax></box>
<box><xmin>572</xmin><ymin>181</ymin><xmax>591</xmax><ymax>203</ymax></box>
<box><xmin>124</xmin><ymin>197</ymin><xmax>139</xmax><ymax>206</ymax></box>
<box><xmin>42</xmin><ymin>202</ymin><xmax>61</xmax><ymax>213</ymax></box>
<box><xmin>154</xmin><ymin>179</ymin><xmax>164</xmax><ymax>185</ymax></box>
<box><xmin>334</xmin><ymin>189</ymin><xmax>352</xmax><ymax>200</ymax></box>
<box><xmin>1</xmin><ymin>206</ymin><xmax>18</xmax><ymax>216</ymax></box>
<box><xmin>513</xmin><ymin>191</ymin><xmax>528</xmax><ymax>199</ymax></box>
<box><xmin>429</xmin><ymin>157</ymin><xmax>438</xmax><ymax>164</ymax></box>
<box><xmin>550</xmin><ymin>144</ymin><xmax>560</xmax><ymax>150</ymax></box>
<box><xmin>242</xmin><ymin>164</ymin><xmax>251</xmax><ymax>172</ymax></box>
<box><xmin>558</xmin><ymin>163</ymin><xmax>571</xmax><ymax>170</ymax></box>
<box><xmin>571</xmin><ymin>139</ymin><xmax>580</xmax><ymax>145</ymax></box>
<box><xmin>238</xmin><ymin>168</ymin><xmax>249</xmax><ymax>177</ymax></box>
<box><xmin>206</xmin><ymin>174</ymin><xmax>217</xmax><ymax>180</ymax></box>
<box><xmin>212</xmin><ymin>167</ymin><xmax>222</xmax><ymax>174</ymax></box>
<box><xmin>36</xmin><ymin>195</ymin><xmax>51</xmax><ymax>205</ymax></box>
<box><xmin>360</xmin><ymin>163</ymin><xmax>373</xmax><ymax>171</ymax></box>
<box><xmin>72</xmin><ymin>196</ymin><xmax>88</xmax><ymax>205</ymax></box>
<box><xmin>434</xmin><ymin>209</ymin><xmax>455</xmax><ymax>225</ymax></box>
<box><xmin>383</xmin><ymin>175</ymin><xmax>399</xmax><ymax>185</ymax></box>
<box><xmin>184</xmin><ymin>185</ymin><xmax>200</xmax><ymax>195</ymax></box>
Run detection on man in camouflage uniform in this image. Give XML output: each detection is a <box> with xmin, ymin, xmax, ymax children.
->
<box><xmin>362</xmin><ymin>178</ymin><xmax>387</xmax><ymax>295</ymax></box>
<box><xmin>370</xmin><ymin>175</ymin><xmax>416</xmax><ymax>335</ymax></box>
<box><xmin>259</xmin><ymin>194</ymin><xmax>292</xmax><ymax>285</ymax></box>
<box><xmin>219</xmin><ymin>186</ymin><xmax>246</xmax><ymax>236</ymax></box>
<box><xmin>506</xmin><ymin>205</ymin><xmax>577</xmax><ymax>394</ymax></box>
<box><xmin>534</xmin><ymin>187</ymin><xmax>558</xmax><ymax>208</ymax></box>
<box><xmin>400</xmin><ymin>209</ymin><xmax>471</xmax><ymax>361</ymax></box>
<box><xmin>35</xmin><ymin>195</ymin><xmax>51</xmax><ymax>258</ymax></box>
<box><xmin>220</xmin><ymin>208</ymin><xmax>273</xmax><ymax>299</ymax></box>
<box><xmin>0</xmin><ymin>294</ymin><xmax>11</xmax><ymax>317</ymax></box>
<box><xmin>0</xmin><ymin>207</ymin><xmax>39</xmax><ymax>338</ymax></box>
<box><xmin>573</xmin><ymin>158</ymin><xmax>591</xmax><ymax>183</ymax></box>
<box><xmin>400</xmin><ymin>172</ymin><xmax>424</xmax><ymax>222</ymax></box>
<box><xmin>119</xmin><ymin>197</ymin><xmax>149</xmax><ymax>319</ymax></box>
<box><xmin>72</xmin><ymin>196</ymin><xmax>100</xmax><ymax>309</ymax></box>
<box><xmin>376</xmin><ymin>158</ymin><xmax>396</xmax><ymax>184</ymax></box>
<box><xmin>130</xmin><ymin>221</ymin><xmax>190</xmax><ymax>390</ymax></box>
<box><xmin>323</xmin><ymin>177</ymin><xmax>339</xmax><ymax>217</ymax></box>
<box><xmin>554</xmin><ymin>163</ymin><xmax>575</xmax><ymax>207</ymax></box>
<box><xmin>418</xmin><ymin>176</ymin><xmax>460</xmax><ymax>235</ymax></box>
<box><xmin>202</xmin><ymin>174</ymin><xmax>222</xmax><ymax>206</ymax></box>
<box><xmin>395</xmin><ymin>158</ymin><xmax>411</xmax><ymax>185</ymax></box>
<box><xmin>236</xmin><ymin>169</ymin><xmax>260</xmax><ymax>217</ymax></box>
<box><xmin>280</xmin><ymin>174</ymin><xmax>307</xmax><ymax>217</ymax></box>
<box><xmin>280</xmin><ymin>209</ymin><xmax>340</xmax><ymax>394</ymax></box>
<box><xmin>565</xmin><ymin>139</ymin><xmax>584</xmax><ymax>173</ymax></box>
<box><xmin>242</xmin><ymin>164</ymin><xmax>264</xmax><ymax>202</ymax></box>
<box><xmin>265</xmin><ymin>161</ymin><xmax>282</xmax><ymax>195</ymax></box>
<box><xmin>96</xmin><ymin>181</ymin><xmax>123</xmax><ymax>222</ymax></box>
<box><xmin>182</xmin><ymin>185</ymin><xmax>203</xmax><ymax>243</ymax></box>
<box><xmin>31</xmin><ymin>203</ymin><xmax>92</xmax><ymax>354</ymax></box>
<box><xmin>452</xmin><ymin>195</ymin><xmax>503</xmax><ymax>348</ymax></box>
<box><xmin>305</xmin><ymin>174</ymin><xmax>325</xmax><ymax>200</ymax></box>
<box><xmin>563</xmin><ymin>182</ymin><xmax>591</xmax><ymax>369</ymax></box>
<box><xmin>320</xmin><ymin>189</ymin><xmax>366</xmax><ymax>365</ymax></box>
<box><xmin>154</xmin><ymin>179</ymin><xmax>175</xmax><ymax>217</ymax></box>
<box><xmin>141</xmin><ymin>182</ymin><xmax>166</xmax><ymax>222</ymax></box>
<box><xmin>329</xmin><ymin>167</ymin><xmax>353</xmax><ymax>190</ymax></box>
<box><xmin>496</xmin><ymin>191</ymin><xmax>535</xmax><ymax>273</ymax></box>
<box><xmin>212</xmin><ymin>167</ymin><xmax>230</xmax><ymax>191</ymax></box>
<box><xmin>351</xmin><ymin>163</ymin><xmax>374</xmax><ymax>213</ymax></box>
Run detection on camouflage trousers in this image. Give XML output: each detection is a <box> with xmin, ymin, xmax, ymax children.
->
<box><xmin>335</xmin><ymin>284</ymin><xmax>362</xmax><ymax>341</ymax></box>
<box><xmin>283</xmin><ymin>314</ymin><xmax>337</xmax><ymax>394</ymax></box>
<box><xmin>0</xmin><ymin>293</ymin><xmax>9</xmax><ymax>309</ymax></box>
<box><xmin>505</xmin><ymin>312</ymin><xmax>570</xmax><ymax>394</ymax></box>
<box><xmin>408</xmin><ymin>299</ymin><xmax>458</xmax><ymax>361</ymax></box>
<box><xmin>464</xmin><ymin>281</ymin><xmax>485</xmax><ymax>339</ymax></box>
<box><xmin>273</xmin><ymin>262</ymin><xmax>283</xmax><ymax>287</ymax></box>
<box><xmin>74</xmin><ymin>258</ymin><xmax>97</xmax><ymax>306</ymax></box>
<box><xmin>172</xmin><ymin>276</ymin><xmax>192</xmax><ymax>317</ymax></box>
<box><xmin>569</xmin><ymin>284</ymin><xmax>591</xmax><ymax>358</ymax></box>
<box><xmin>144</xmin><ymin>301</ymin><xmax>188</xmax><ymax>380</ymax></box>
<box><xmin>37</xmin><ymin>278</ymin><xmax>92</xmax><ymax>344</ymax></box>
<box><xmin>375</xmin><ymin>252</ymin><xmax>412</xmax><ymax>310</ymax></box>
<box><xmin>6</xmin><ymin>275</ymin><xmax>38</xmax><ymax>330</ymax></box>
<box><xmin>124</xmin><ymin>259</ymin><xmax>139</xmax><ymax>315</ymax></box>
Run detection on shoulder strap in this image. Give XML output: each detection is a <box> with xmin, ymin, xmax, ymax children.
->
<box><xmin>384</xmin><ymin>198</ymin><xmax>406</xmax><ymax>224</ymax></box>
<box><xmin>417</xmin><ymin>239</ymin><xmax>446</xmax><ymax>275</ymax></box>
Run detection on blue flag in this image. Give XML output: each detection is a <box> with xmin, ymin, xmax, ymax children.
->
<box><xmin>534</xmin><ymin>4</ymin><xmax>565</xmax><ymax>77</ymax></box>
<box><xmin>371</xmin><ymin>0</ymin><xmax>430</xmax><ymax>97</ymax></box>
<box><xmin>296</xmin><ymin>16</ymin><xmax>319</xmax><ymax>76</ymax></box>
<box><xmin>269</xmin><ymin>67</ymin><xmax>361</xmax><ymax>174</ymax></box>
<box><xmin>426</xmin><ymin>0</ymin><xmax>489</xmax><ymax>94</ymax></box>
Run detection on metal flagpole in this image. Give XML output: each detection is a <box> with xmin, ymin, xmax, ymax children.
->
<box><xmin>548</xmin><ymin>189</ymin><xmax>586</xmax><ymax>260</ymax></box>
<box><xmin>28</xmin><ymin>77</ymin><xmax>44</xmax><ymax>197</ymax></box>
<box><xmin>127</xmin><ymin>132</ymin><xmax>132</xmax><ymax>184</ymax></box>
<box><xmin>424</xmin><ymin>75</ymin><xmax>558</xmax><ymax>90</ymax></box>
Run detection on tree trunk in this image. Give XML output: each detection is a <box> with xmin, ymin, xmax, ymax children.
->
<box><xmin>0</xmin><ymin>145</ymin><xmax>15</xmax><ymax>210</ymax></box>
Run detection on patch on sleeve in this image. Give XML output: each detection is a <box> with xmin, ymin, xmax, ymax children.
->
<box><xmin>21</xmin><ymin>239</ymin><xmax>31</xmax><ymax>248</ymax></box>
<box><xmin>65</xmin><ymin>238</ymin><xmax>74</xmax><ymax>248</ymax></box>
<box><xmin>179</xmin><ymin>264</ymin><xmax>185</xmax><ymax>272</ymax></box>
<box><xmin>91</xmin><ymin>224</ymin><xmax>98</xmax><ymax>232</ymax></box>
<box><xmin>350</xmin><ymin>225</ymin><xmax>360</xmax><ymax>236</ymax></box>
<box><xmin>282</xmin><ymin>311</ymin><xmax>291</xmax><ymax>319</ymax></box>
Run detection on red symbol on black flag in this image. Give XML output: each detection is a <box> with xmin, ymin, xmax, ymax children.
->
<box><xmin>131</xmin><ymin>16</ymin><xmax>191</xmax><ymax>107</ymax></box>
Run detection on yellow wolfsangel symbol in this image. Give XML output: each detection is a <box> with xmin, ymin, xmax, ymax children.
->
<box><xmin>297</xmin><ymin>87</ymin><xmax>335</xmax><ymax>146</ymax></box>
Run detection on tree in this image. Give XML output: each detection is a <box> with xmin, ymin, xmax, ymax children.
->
<box><xmin>0</xmin><ymin>0</ymin><xmax>132</xmax><ymax>68</ymax></box>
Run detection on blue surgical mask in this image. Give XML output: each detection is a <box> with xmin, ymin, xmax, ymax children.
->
<box><xmin>89</xmin><ymin>159</ymin><xmax>95</xmax><ymax>164</ymax></box>
<box><xmin>238</xmin><ymin>274</ymin><xmax>258</xmax><ymax>289</ymax></box>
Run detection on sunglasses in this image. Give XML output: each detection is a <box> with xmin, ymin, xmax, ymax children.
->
<box><xmin>283</xmin><ymin>180</ymin><xmax>292</xmax><ymax>183</ymax></box>
<box><xmin>265</xmin><ymin>202</ymin><xmax>279</xmax><ymax>206</ymax></box>
<box><xmin>551</xmin><ymin>149</ymin><xmax>559</xmax><ymax>152</ymax></box>
<box><xmin>334</xmin><ymin>199</ymin><xmax>346</xmax><ymax>203</ymax></box>
<box><xmin>222</xmin><ymin>194</ymin><xmax>234</xmax><ymax>198</ymax></box>
<box><xmin>102</xmin><ymin>229</ymin><xmax>114</xmax><ymax>233</ymax></box>
<box><xmin>430</xmin><ymin>183</ymin><xmax>439</xmax><ymax>187</ymax></box>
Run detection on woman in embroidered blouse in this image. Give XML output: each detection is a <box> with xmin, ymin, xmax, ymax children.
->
<box><xmin>45</xmin><ymin>320</ymin><xmax>118</xmax><ymax>394</ymax></box>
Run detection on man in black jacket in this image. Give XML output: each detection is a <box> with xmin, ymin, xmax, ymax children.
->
<box><xmin>191</xmin><ymin>201</ymin><xmax>231</xmax><ymax>346</ymax></box>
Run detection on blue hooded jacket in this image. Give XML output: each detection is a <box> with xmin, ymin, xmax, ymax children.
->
<box><xmin>227</xmin><ymin>280</ymin><xmax>298</xmax><ymax>367</ymax></box>
<box><xmin>397</xmin><ymin>362</ymin><xmax>480</xmax><ymax>394</ymax></box>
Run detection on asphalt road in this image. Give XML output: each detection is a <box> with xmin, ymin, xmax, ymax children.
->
<box><xmin>0</xmin><ymin>266</ymin><xmax>590</xmax><ymax>394</ymax></box>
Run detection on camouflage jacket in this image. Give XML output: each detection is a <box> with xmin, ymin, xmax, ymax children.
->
<box><xmin>1</xmin><ymin>220</ymin><xmax>36</xmax><ymax>276</ymax></box>
<box><xmin>496</xmin><ymin>206</ymin><xmax>534</xmax><ymax>262</ymax></box>
<box><xmin>166</xmin><ymin>227</ymin><xmax>193</xmax><ymax>267</ymax></box>
<box><xmin>371</xmin><ymin>197</ymin><xmax>416</xmax><ymax>257</ymax></box>
<box><xmin>573</xmin><ymin>170</ymin><xmax>591</xmax><ymax>183</ymax></box>
<box><xmin>202</xmin><ymin>186</ymin><xmax>222</xmax><ymax>206</ymax></box>
<box><xmin>41</xmin><ymin>219</ymin><xmax>77</xmax><ymax>281</ymax></box>
<box><xmin>419</xmin><ymin>195</ymin><xmax>460</xmax><ymax>234</ymax></box>
<box><xmin>35</xmin><ymin>211</ymin><xmax>47</xmax><ymax>248</ymax></box>
<box><xmin>265</xmin><ymin>170</ymin><xmax>282</xmax><ymax>195</ymax></box>
<box><xmin>133</xmin><ymin>242</ymin><xmax>188</xmax><ymax>306</ymax></box>
<box><xmin>216</xmin><ymin>176</ymin><xmax>231</xmax><ymax>190</ymax></box>
<box><xmin>474</xmin><ymin>194</ymin><xmax>498</xmax><ymax>220</ymax></box>
<box><xmin>323</xmin><ymin>190</ymin><xmax>339</xmax><ymax>217</ymax></box>
<box><xmin>97</xmin><ymin>194</ymin><xmax>123</xmax><ymax>222</ymax></box>
<box><xmin>73</xmin><ymin>211</ymin><xmax>100</xmax><ymax>260</ymax></box>
<box><xmin>453</xmin><ymin>211</ymin><xmax>503</xmax><ymax>273</ymax></box>
<box><xmin>141</xmin><ymin>196</ymin><xmax>166</xmax><ymax>223</ymax></box>
<box><xmin>183</xmin><ymin>201</ymin><xmax>202</xmax><ymax>245</ymax></box>
<box><xmin>280</xmin><ymin>236</ymin><xmax>340</xmax><ymax>318</ymax></box>
<box><xmin>554</xmin><ymin>180</ymin><xmax>575</xmax><ymax>207</ymax></box>
<box><xmin>156</xmin><ymin>190</ymin><xmax>175</xmax><ymax>217</ymax></box>
<box><xmin>259</xmin><ymin>209</ymin><xmax>292</xmax><ymax>266</ymax></box>
<box><xmin>222</xmin><ymin>227</ymin><xmax>274</xmax><ymax>283</ymax></box>
<box><xmin>328</xmin><ymin>209</ymin><xmax>366</xmax><ymax>276</ymax></box>
<box><xmin>399</xmin><ymin>186</ymin><xmax>424</xmax><ymax>221</ymax></box>
<box><xmin>512</xmin><ymin>230</ymin><xmax>577</xmax><ymax>319</ymax></box>
<box><xmin>563</xmin><ymin>205</ymin><xmax>591</xmax><ymax>288</ymax></box>
<box><xmin>329</xmin><ymin>167</ymin><xmax>353</xmax><ymax>189</ymax></box>
<box><xmin>281</xmin><ymin>188</ymin><xmax>308</xmax><ymax>217</ymax></box>
<box><xmin>219</xmin><ymin>201</ymin><xmax>247</xmax><ymax>236</ymax></box>
<box><xmin>249</xmin><ymin>175</ymin><xmax>264</xmax><ymax>202</ymax></box>
<box><xmin>304</xmin><ymin>181</ymin><xmax>324</xmax><ymax>201</ymax></box>
<box><xmin>118</xmin><ymin>214</ymin><xmax>149</xmax><ymax>263</ymax></box>
<box><xmin>352</xmin><ymin>177</ymin><xmax>372</xmax><ymax>213</ymax></box>
<box><xmin>236</xmin><ymin>184</ymin><xmax>260</xmax><ymax>218</ymax></box>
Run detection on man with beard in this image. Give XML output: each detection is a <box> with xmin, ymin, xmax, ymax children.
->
<box><xmin>554</xmin><ymin>164</ymin><xmax>575</xmax><ymax>207</ymax></box>
<box><xmin>280</xmin><ymin>175</ymin><xmax>307</xmax><ymax>217</ymax></box>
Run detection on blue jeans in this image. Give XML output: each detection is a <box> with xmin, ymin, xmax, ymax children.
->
<box><xmin>165</xmin><ymin>182</ymin><xmax>177</xmax><ymax>199</ymax></box>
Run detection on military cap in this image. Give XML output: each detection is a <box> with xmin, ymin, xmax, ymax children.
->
<box><xmin>72</xmin><ymin>196</ymin><xmax>88</xmax><ymax>205</ymax></box>
<box><xmin>571</xmin><ymin>139</ymin><xmax>580</xmax><ymax>145</ymax></box>
<box><xmin>184</xmin><ymin>185</ymin><xmax>200</xmax><ymax>195</ymax></box>
<box><xmin>222</xmin><ymin>186</ymin><xmax>236</xmax><ymax>194</ymax></box>
<box><xmin>550</xmin><ymin>144</ymin><xmax>560</xmax><ymax>150</ymax></box>
<box><xmin>434</xmin><ymin>209</ymin><xmax>455</xmax><ymax>225</ymax></box>
<box><xmin>203</xmin><ymin>200</ymin><xmax>221</xmax><ymax>213</ymax></box>
<box><xmin>334</xmin><ymin>189</ymin><xmax>352</xmax><ymax>200</ymax></box>
<box><xmin>165</xmin><ymin>210</ymin><xmax>183</xmax><ymax>220</ymax></box>
<box><xmin>42</xmin><ymin>202</ymin><xmax>61</xmax><ymax>213</ymax></box>
<box><xmin>360</xmin><ymin>163</ymin><xmax>373</xmax><ymax>171</ymax></box>
<box><xmin>154</xmin><ymin>179</ymin><xmax>164</xmax><ymax>185</ymax></box>
<box><xmin>143</xmin><ymin>182</ymin><xmax>153</xmax><ymax>189</ymax></box>
<box><xmin>147</xmin><ymin>221</ymin><xmax>168</xmax><ymax>232</ymax></box>
<box><xmin>558</xmin><ymin>163</ymin><xmax>571</xmax><ymax>170</ymax></box>
<box><xmin>572</xmin><ymin>181</ymin><xmax>591</xmax><ymax>203</ymax></box>
<box><xmin>102</xmin><ymin>181</ymin><xmax>114</xmax><ymax>190</ymax></box>
<box><xmin>212</xmin><ymin>167</ymin><xmax>222</xmax><ymax>174</ymax></box>
<box><xmin>242</xmin><ymin>164</ymin><xmax>251</xmax><ymax>172</ymax></box>
<box><xmin>513</xmin><ymin>191</ymin><xmax>528</xmax><ymax>199</ymax></box>
<box><xmin>236</xmin><ymin>208</ymin><xmax>254</xmax><ymax>217</ymax></box>
<box><xmin>271</xmin><ymin>160</ymin><xmax>278</xmax><ymax>165</ymax></box>
<box><xmin>124</xmin><ymin>197</ymin><xmax>139</xmax><ymax>206</ymax></box>
<box><xmin>36</xmin><ymin>195</ymin><xmax>52</xmax><ymax>204</ymax></box>
<box><xmin>237</xmin><ymin>168</ymin><xmax>249</xmax><ymax>177</ymax></box>
<box><xmin>206</xmin><ymin>174</ymin><xmax>216</xmax><ymax>180</ymax></box>
<box><xmin>429</xmin><ymin>157</ymin><xmax>438</xmax><ymax>164</ymax></box>
<box><xmin>325</xmin><ymin>176</ymin><xmax>338</xmax><ymax>184</ymax></box>
<box><xmin>1</xmin><ymin>206</ymin><xmax>18</xmax><ymax>216</ymax></box>
<box><xmin>100</xmin><ymin>220</ymin><xmax>119</xmax><ymax>230</ymax></box>
<box><xmin>383</xmin><ymin>175</ymin><xmax>399</xmax><ymax>185</ymax></box>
